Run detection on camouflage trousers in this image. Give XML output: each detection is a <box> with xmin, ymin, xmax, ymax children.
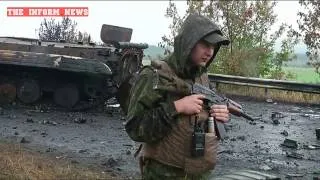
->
<box><xmin>140</xmin><ymin>158</ymin><xmax>212</xmax><ymax>180</ymax></box>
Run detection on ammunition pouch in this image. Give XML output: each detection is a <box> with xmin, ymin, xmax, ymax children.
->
<box><xmin>185</xmin><ymin>133</ymin><xmax>218</xmax><ymax>174</ymax></box>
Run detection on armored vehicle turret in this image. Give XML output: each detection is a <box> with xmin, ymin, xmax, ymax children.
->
<box><xmin>0</xmin><ymin>24</ymin><xmax>148</xmax><ymax>110</ymax></box>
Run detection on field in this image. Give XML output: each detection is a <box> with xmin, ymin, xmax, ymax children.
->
<box><xmin>142</xmin><ymin>45</ymin><xmax>320</xmax><ymax>84</ymax></box>
<box><xmin>283</xmin><ymin>66</ymin><xmax>320</xmax><ymax>84</ymax></box>
<box><xmin>143</xmin><ymin>59</ymin><xmax>320</xmax><ymax>84</ymax></box>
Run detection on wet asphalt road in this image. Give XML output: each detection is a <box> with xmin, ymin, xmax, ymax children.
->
<box><xmin>0</xmin><ymin>98</ymin><xmax>319</xmax><ymax>179</ymax></box>
<box><xmin>214</xmin><ymin>98</ymin><xmax>320</xmax><ymax>179</ymax></box>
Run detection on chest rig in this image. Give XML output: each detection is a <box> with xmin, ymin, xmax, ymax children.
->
<box><xmin>137</xmin><ymin>60</ymin><xmax>219</xmax><ymax>174</ymax></box>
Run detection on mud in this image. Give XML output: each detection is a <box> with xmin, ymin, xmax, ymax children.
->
<box><xmin>0</xmin><ymin>98</ymin><xmax>319</xmax><ymax>179</ymax></box>
<box><xmin>215</xmin><ymin>98</ymin><xmax>320</xmax><ymax>179</ymax></box>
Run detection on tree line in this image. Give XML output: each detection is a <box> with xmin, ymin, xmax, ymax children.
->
<box><xmin>37</xmin><ymin>17</ymin><xmax>93</xmax><ymax>44</ymax></box>
<box><xmin>158</xmin><ymin>0</ymin><xmax>320</xmax><ymax>79</ymax></box>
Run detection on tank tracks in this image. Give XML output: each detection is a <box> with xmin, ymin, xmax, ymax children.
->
<box><xmin>0</xmin><ymin>66</ymin><xmax>117</xmax><ymax>112</ymax></box>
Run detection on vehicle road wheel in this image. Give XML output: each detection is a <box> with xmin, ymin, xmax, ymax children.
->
<box><xmin>0</xmin><ymin>83</ymin><xmax>16</xmax><ymax>104</ymax></box>
<box><xmin>84</xmin><ymin>82</ymin><xmax>103</xmax><ymax>99</ymax></box>
<box><xmin>53</xmin><ymin>84</ymin><xmax>79</xmax><ymax>108</ymax></box>
<box><xmin>17</xmin><ymin>79</ymin><xmax>41</xmax><ymax>104</ymax></box>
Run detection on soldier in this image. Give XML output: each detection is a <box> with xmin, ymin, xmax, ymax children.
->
<box><xmin>125</xmin><ymin>13</ymin><xmax>230</xmax><ymax>179</ymax></box>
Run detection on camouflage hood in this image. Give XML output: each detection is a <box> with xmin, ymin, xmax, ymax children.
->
<box><xmin>166</xmin><ymin>13</ymin><xmax>230</xmax><ymax>79</ymax></box>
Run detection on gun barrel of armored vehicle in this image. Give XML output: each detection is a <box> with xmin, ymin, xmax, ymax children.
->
<box><xmin>114</xmin><ymin>42</ymin><xmax>148</xmax><ymax>49</ymax></box>
<box><xmin>100</xmin><ymin>24</ymin><xmax>148</xmax><ymax>50</ymax></box>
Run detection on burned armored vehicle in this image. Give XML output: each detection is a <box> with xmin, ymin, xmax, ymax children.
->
<box><xmin>0</xmin><ymin>24</ymin><xmax>148</xmax><ymax>110</ymax></box>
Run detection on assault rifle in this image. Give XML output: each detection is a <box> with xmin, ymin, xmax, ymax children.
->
<box><xmin>191</xmin><ymin>83</ymin><xmax>254</xmax><ymax>140</ymax></box>
<box><xmin>153</xmin><ymin>71</ymin><xmax>255</xmax><ymax>140</ymax></box>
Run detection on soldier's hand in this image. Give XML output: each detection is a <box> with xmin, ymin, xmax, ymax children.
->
<box><xmin>174</xmin><ymin>94</ymin><xmax>205</xmax><ymax>115</ymax></box>
<box><xmin>210</xmin><ymin>105</ymin><xmax>229</xmax><ymax>123</ymax></box>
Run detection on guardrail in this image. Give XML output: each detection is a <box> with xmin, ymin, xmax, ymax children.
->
<box><xmin>208</xmin><ymin>73</ymin><xmax>320</xmax><ymax>94</ymax></box>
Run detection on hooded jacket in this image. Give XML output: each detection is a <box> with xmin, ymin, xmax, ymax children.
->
<box><xmin>125</xmin><ymin>13</ymin><xmax>229</xmax><ymax>144</ymax></box>
<box><xmin>167</xmin><ymin>13</ymin><xmax>228</xmax><ymax>80</ymax></box>
<box><xmin>124</xmin><ymin>13</ymin><xmax>230</xmax><ymax>174</ymax></box>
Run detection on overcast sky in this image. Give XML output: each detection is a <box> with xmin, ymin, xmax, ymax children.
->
<box><xmin>0</xmin><ymin>1</ymin><xmax>306</xmax><ymax>52</ymax></box>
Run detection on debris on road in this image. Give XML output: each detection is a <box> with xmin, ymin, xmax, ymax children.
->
<box><xmin>7</xmin><ymin>114</ymin><xmax>16</xmax><ymax>119</ymax></box>
<box><xmin>281</xmin><ymin>139</ymin><xmax>298</xmax><ymax>149</ymax></box>
<box><xmin>271</xmin><ymin>112</ymin><xmax>285</xmax><ymax>119</ymax></box>
<box><xmin>26</xmin><ymin>118</ymin><xmax>34</xmax><ymax>123</ymax></box>
<box><xmin>237</xmin><ymin>135</ymin><xmax>246</xmax><ymax>141</ymax></box>
<box><xmin>301</xmin><ymin>113</ymin><xmax>320</xmax><ymax>119</ymax></box>
<box><xmin>266</xmin><ymin>98</ymin><xmax>273</xmax><ymax>103</ymax></box>
<box><xmin>316</xmin><ymin>128</ymin><xmax>320</xmax><ymax>139</ymax></box>
<box><xmin>18</xmin><ymin>136</ymin><xmax>31</xmax><ymax>143</ymax></box>
<box><xmin>280</xmin><ymin>130</ymin><xmax>289</xmax><ymax>136</ymax></box>
<box><xmin>259</xmin><ymin>165</ymin><xmax>272</xmax><ymax>171</ymax></box>
<box><xmin>40</xmin><ymin>131</ymin><xmax>48</xmax><ymax>137</ymax></box>
<box><xmin>286</xmin><ymin>152</ymin><xmax>304</xmax><ymax>159</ymax></box>
<box><xmin>272</xmin><ymin>119</ymin><xmax>280</xmax><ymax>125</ymax></box>
<box><xmin>40</xmin><ymin>120</ymin><xmax>58</xmax><ymax>126</ymax></box>
<box><xmin>271</xmin><ymin>112</ymin><xmax>286</xmax><ymax>125</ymax></box>
<box><xmin>218</xmin><ymin>149</ymin><xmax>234</xmax><ymax>155</ymax></box>
<box><xmin>102</xmin><ymin>157</ymin><xmax>119</xmax><ymax>168</ymax></box>
<box><xmin>303</xmin><ymin>145</ymin><xmax>320</xmax><ymax>150</ymax></box>
<box><xmin>74</xmin><ymin>117</ymin><xmax>87</xmax><ymax>124</ymax></box>
<box><xmin>285</xmin><ymin>173</ymin><xmax>304</xmax><ymax>178</ymax></box>
<box><xmin>289</xmin><ymin>107</ymin><xmax>301</xmax><ymax>113</ymax></box>
<box><xmin>78</xmin><ymin>149</ymin><xmax>89</xmax><ymax>154</ymax></box>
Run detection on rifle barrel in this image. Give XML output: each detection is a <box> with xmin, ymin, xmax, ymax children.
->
<box><xmin>240</xmin><ymin>112</ymin><xmax>255</xmax><ymax>121</ymax></box>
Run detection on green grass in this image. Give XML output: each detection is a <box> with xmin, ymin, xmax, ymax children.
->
<box><xmin>283</xmin><ymin>66</ymin><xmax>320</xmax><ymax>84</ymax></box>
<box><xmin>142</xmin><ymin>59</ymin><xmax>320</xmax><ymax>84</ymax></box>
<box><xmin>217</xmin><ymin>83</ymin><xmax>320</xmax><ymax>105</ymax></box>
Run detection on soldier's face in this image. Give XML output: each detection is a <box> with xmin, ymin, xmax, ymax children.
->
<box><xmin>191</xmin><ymin>40</ymin><xmax>215</xmax><ymax>67</ymax></box>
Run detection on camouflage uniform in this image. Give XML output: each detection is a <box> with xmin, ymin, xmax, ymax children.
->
<box><xmin>142</xmin><ymin>158</ymin><xmax>212</xmax><ymax>180</ymax></box>
<box><xmin>124</xmin><ymin>13</ymin><xmax>230</xmax><ymax>180</ymax></box>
